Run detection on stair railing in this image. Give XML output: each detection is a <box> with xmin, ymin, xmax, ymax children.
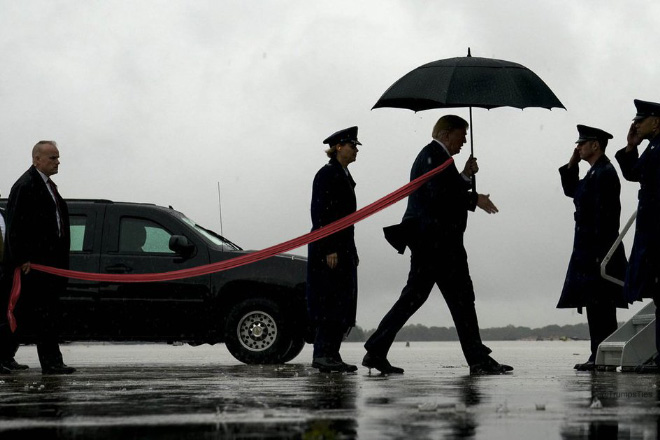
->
<box><xmin>600</xmin><ymin>210</ymin><xmax>637</xmax><ymax>287</ymax></box>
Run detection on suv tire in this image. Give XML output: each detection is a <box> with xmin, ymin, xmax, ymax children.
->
<box><xmin>225</xmin><ymin>298</ymin><xmax>292</xmax><ymax>364</ymax></box>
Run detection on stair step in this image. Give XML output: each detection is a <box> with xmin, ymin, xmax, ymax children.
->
<box><xmin>632</xmin><ymin>314</ymin><xmax>655</xmax><ymax>325</ymax></box>
<box><xmin>598</xmin><ymin>342</ymin><xmax>625</xmax><ymax>351</ymax></box>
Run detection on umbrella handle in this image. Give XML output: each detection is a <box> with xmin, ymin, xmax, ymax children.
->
<box><xmin>469</xmin><ymin>107</ymin><xmax>476</xmax><ymax>192</ymax></box>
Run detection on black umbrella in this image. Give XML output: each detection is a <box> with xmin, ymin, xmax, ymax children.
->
<box><xmin>373</xmin><ymin>49</ymin><xmax>565</xmax><ymax>188</ymax></box>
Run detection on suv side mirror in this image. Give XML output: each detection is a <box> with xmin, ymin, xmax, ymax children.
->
<box><xmin>169</xmin><ymin>235</ymin><xmax>195</xmax><ymax>258</ymax></box>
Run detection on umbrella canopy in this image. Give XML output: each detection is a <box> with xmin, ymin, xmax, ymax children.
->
<box><xmin>372</xmin><ymin>51</ymin><xmax>565</xmax><ymax>191</ymax></box>
<box><xmin>373</xmin><ymin>54</ymin><xmax>565</xmax><ymax>112</ymax></box>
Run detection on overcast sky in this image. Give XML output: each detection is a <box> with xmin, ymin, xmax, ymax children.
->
<box><xmin>1</xmin><ymin>0</ymin><xmax>658</xmax><ymax>330</ymax></box>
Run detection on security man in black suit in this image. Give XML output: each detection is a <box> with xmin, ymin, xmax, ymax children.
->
<box><xmin>0</xmin><ymin>204</ymin><xmax>29</xmax><ymax>373</ymax></box>
<box><xmin>307</xmin><ymin>126</ymin><xmax>361</xmax><ymax>373</ymax></box>
<box><xmin>557</xmin><ymin>125</ymin><xmax>627</xmax><ymax>371</ymax></box>
<box><xmin>5</xmin><ymin>140</ymin><xmax>75</xmax><ymax>375</ymax></box>
<box><xmin>363</xmin><ymin>115</ymin><xmax>512</xmax><ymax>375</ymax></box>
<box><xmin>615</xmin><ymin>99</ymin><xmax>660</xmax><ymax>371</ymax></box>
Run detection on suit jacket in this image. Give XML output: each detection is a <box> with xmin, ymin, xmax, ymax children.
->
<box><xmin>556</xmin><ymin>155</ymin><xmax>627</xmax><ymax>308</ymax></box>
<box><xmin>615</xmin><ymin>136</ymin><xmax>660</xmax><ymax>301</ymax></box>
<box><xmin>394</xmin><ymin>141</ymin><xmax>477</xmax><ymax>253</ymax></box>
<box><xmin>5</xmin><ymin>166</ymin><xmax>70</xmax><ymax>270</ymax></box>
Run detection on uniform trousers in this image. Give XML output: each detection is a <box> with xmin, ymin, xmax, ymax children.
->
<box><xmin>585</xmin><ymin>302</ymin><xmax>618</xmax><ymax>361</ymax></box>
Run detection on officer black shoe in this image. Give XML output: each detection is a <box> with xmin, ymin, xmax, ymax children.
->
<box><xmin>2</xmin><ymin>358</ymin><xmax>29</xmax><ymax>370</ymax></box>
<box><xmin>362</xmin><ymin>352</ymin><xmax>404</xmax><ymax>374</ymax></box>
<box><xmin>340</xmin><ymin>362</ymin><xmax>358</xmax><ymax>373</ymax></box>
<box><xmin>330</xmin><ymin>354</ymin><xmax>358</xmax><ymax>373</ymax></box>
<box><xmin>312</xmin><ymin>357</ymin><xmax>345</xmax><ymax>373</ymax></box>
<box><xmin>574</xmin><ymin>361</ymin><xmax>596</xmax><ymax>371</ymax></box>
<box><xmin>0</xmin><ymin>364</ymin><xmax>11</xmax><ymax>375</ymax></box>
<box><xmin>634</xmin><ymin>359</ymin><xmax>660</xmax><ymax>374</ymax></box>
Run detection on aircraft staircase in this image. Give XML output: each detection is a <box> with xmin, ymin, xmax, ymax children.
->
<box><xmin>595</xmin><ymin>211</ymin><xmax>658</xmax><ymax>372</ymax></box>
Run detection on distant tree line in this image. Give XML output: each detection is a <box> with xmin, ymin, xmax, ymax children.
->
<box><xmin>346</xmin><ymin>323</ymin><xmax>595</xmax><ymax>342</ymax></box>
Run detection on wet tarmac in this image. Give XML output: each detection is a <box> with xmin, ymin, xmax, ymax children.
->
<box><xmin>0</xmin><ymin>341</ymin><xmax>659</xmax><ymax>439</ymax></box>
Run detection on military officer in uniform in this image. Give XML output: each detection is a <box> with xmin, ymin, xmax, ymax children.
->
<box><xmin>557</xmin><ymin>124</ymin><xmax>627</xmax><ymax>371</ymax></box>
<box><xmin>307</xmin><ymin>126</ymin><xmax>361</xmax><ymax>373</ymax></box>
<box><xmin>615</xmin><ymin>99</ymin><xmax>660</xmax><ymax>372</ymax></box>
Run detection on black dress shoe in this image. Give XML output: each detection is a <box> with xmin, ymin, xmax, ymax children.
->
<box><xmin>470</xmin><ymin>357</ymin><xmax>513</xmax><ymax>376</ymax></box>
<box><xmin>470</xmin><ymin>363</ymin><xmax>505</xmax><ymax>375</ymax></box>
<box><xmin>0</xmin><ymin>364</ymin><xmax>11</xmax><ymax>375</ymax></box>
<box><xmin>340</xmin><ymin>362</ymin><xmax>358</xmax><ymax>373</ymax></box>
<box><xmin>635</xmin><ymin>360</ymin><xmax>660</xmax><ymax>374</ymax></box>
<box><xmin>362</xmin><ymin>352</ymin><xmax>404</xmax><ymax>374</ymax></box>
<box><xmin>574</xmin><ymin>361</ymin><xmax>596</xmax><ymax>371</ymax></box>
<box><xmin>42</xmin><ymin>364</ymin><xmax>76</xmax><ymax>375</ymax></box>
<box><xmin>2</xmin><ymin>358</ymin><xmax>29</xmax><ymax>370</ymax></box>
<box><xmin>312</xmin><ymin>357</ymin><xmax>345</xmax><ymax>373</ymax></box>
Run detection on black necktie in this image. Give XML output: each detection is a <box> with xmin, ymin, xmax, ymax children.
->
<box><xmin>47</xmin><ymin>178</ymin><xmax>64</xmax><ymax>236</ymax></box>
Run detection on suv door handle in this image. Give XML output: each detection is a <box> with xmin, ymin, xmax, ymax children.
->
<box><xmin>105</xmin><ymin>263</ymin><xmax>133</xmax><ymax>274</ymax></box>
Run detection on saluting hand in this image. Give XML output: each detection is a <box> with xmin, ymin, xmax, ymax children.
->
<box><xmin>626</xmin><ymin>122</ymin><xmax>643</xmax><ymax>151</ymax></box>
<box><xmin>568</xmin><ymin>147</ymin><xmax>580</xmax><ymax>168</ymax></box>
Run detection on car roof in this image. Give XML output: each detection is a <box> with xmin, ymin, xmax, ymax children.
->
<box><xmin>0</xmin><ymin>198</ymin><xmax>180</xmax><ymax>214</ymax></box>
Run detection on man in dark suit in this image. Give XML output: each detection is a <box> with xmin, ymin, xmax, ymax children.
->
<box><xmin>615</xmin><ymin>99</ymin><xmax>660</xmax><ymax>372</ymax></box>
<box><xmin>5</xmin><ymin>140</ymin><xmax>75</xmax><ymax>374</ymax></box>
<box><xmin>557</xmin><ymin>125</ymin><xmax>627</xmax><ymax>371</ymax></box>
<box><xmin>363</xmin><ymin>115</ymin><xmax>512</xmax><ymax>375</ymax></box>
<box><xmin>0</xmin><ymin>204</ymin><xmax>29</xmax><ymax>373</ymax></box>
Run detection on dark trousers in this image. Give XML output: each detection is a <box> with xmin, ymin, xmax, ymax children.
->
<box><xmin>365</xmin><ymin>246</ymin><xmax>491</xmax><ymax>366</ymax></box>
<box><xmin>313</xmin><ymin>323</ymin><xmax>348</xmax><ymax>360</ymax></box>
<box><xmin>585</xmin><ymin>302</ymin><xmax>618</xmax><ymax>361</ymax></box>
<box><xmin>13</xmin><ymin>273</ymin><xmax>65</xmax><ymax>368</ymax></box>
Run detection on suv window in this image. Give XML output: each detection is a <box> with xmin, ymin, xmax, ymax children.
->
<box><xmin>70</xmin><ymin>215</ymin><xmax>87</xmax><ymax>252</ymax></box>
<box><xmin>119</xmin><ymin>217</ymin><xmax>174</xmax><ymax>254</ymax></box>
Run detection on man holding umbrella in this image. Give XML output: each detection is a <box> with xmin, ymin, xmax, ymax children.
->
<box><xmin>363</xmin><ymin>115</ymin><xmax>512</xmax><ymax>375</ymax></box>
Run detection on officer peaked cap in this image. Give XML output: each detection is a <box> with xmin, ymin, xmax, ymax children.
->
<box><xmin>575</xmin><ymin>124</ymin><xmax>613</xmax><ymax>143</ymax></box>
<box><xmin>633</xmin><ymin>99</ymin><xmax>660</xmax><ymax>121</ymax></box>
<box><xmin>323</xmin><ymin>126</ymin><xmax>362</xmax><ymax>146</ymax></box>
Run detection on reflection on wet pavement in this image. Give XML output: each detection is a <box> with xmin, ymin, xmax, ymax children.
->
<box><xmin>0</xmin><ymin>341</ymin><xmax>659</xmax><ymax>439</ymax></box>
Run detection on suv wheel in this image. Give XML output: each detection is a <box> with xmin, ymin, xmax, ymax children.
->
<box><xmin>225</xmin><ymin>298</ymin><xmax>292</xmax><ymax>364</ymax></box>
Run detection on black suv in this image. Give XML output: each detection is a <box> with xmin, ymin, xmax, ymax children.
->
<box><xmin>0</xmin><ymin>199</ymin><xmax>311</xmax><ymax>364</ymax></box>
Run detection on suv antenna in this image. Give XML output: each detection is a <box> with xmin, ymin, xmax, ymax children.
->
<box><xmin>217</xmin><ymin>181</ymin><xmax>223</xmax><ymax>236</ymax></box>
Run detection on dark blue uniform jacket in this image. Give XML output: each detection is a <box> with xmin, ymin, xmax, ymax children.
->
<box><xmin>306</xmin><ymin>158</ymin><xmax>358</xmax><ymax>327</ymax></box>
<box><xmin>616</xmin><ymin>136</ymin><xmax>660</xmax><ymax>302</ymax></box>
<box><xmin>557</xmin><ymin>155</ymin><xmax>627</xmax><ymax>308</ymax></box>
